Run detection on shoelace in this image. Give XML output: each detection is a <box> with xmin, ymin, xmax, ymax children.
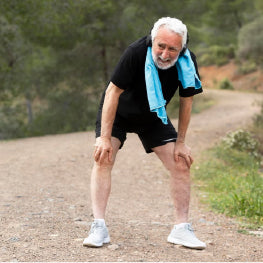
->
<box><xmin>185</xmin><ymin>224</ymin><xmax>197</xmax><ymax>237</ymax></box>
<box><xmin>187</xmin><ymin>224</ymin><xmax>194</xmax><ymax>231</ymax></box>
<box><xmin>89</xmin><ymin>222</ymin><xmax>102</xmax><ymax>234</ymax></box>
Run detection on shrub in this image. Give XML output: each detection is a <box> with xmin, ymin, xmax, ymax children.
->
<box><xmin>0</xmin><ymin>101</ymin><xmax>27</xmax><ymax>139</ymax></box>
<box><xmin>252</xmin><ymin>101</ymin><xmax>263</xmax><ymax>155</ymax></box>
<box><xmin>222</xmin><ymin>129</ymin><xmax>260</xmax><ymax>160</ymax></box>
<box><xmin>166</xmin><ymin>95</ymin><xmax>180</xmax><ymax>118</ymax></box>
<box><xmin>237</xmin><ymin>61</ymin><xmax>257</xmax><ymax>75</ymax></box>
<box><xmin>198</xmin><ymin>45</ymin><xmax>235</xmax><ymax>66</ymax></box>
<box><xmin>194</xmin><ymin>130</ymin><xmax>262</xmax><ymax>225</ymax></box>
<box><xmin>166</xmin><ymin>93</ymin><xmax>215</xmax><ymax>117</ymax></box>
<box><xmin>218</xmin><ymin>78</ymin><xmax>234</xmax><ymax>90</ymax></box>
<box><xmin>26</xmin><ymin>89</ymin><xmax>99</xmax><ymax>137</ymax></box>
<box><xmin>237</xmin><ymin>17</ymin><xmax>263</xmax><ymax>65</ymax></box>
<box><xmin>253</xmin><ymin>101</ymin><xmax>263</xmax><ymax>128</ymax></box>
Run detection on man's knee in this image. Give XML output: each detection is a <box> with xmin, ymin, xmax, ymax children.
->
<box><xmin>94</xmin><ymin>160</ymin><xmax>114</xmax><ymax>173</ymax></box>
<box><xmin>172</xmin><ymin>156</ymin><xmax>190</xmax><ymax>174</ymax></box>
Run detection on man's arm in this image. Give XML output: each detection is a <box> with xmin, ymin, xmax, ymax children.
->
<box><xmin>94</xmin><ymin>82</ymin><xmax>124</xmax><ymax>165</ymax></box>
<box><xmin>174</xmin><ymin>96</ymin><xmax>194</xmax><ymax>167</ymax></box>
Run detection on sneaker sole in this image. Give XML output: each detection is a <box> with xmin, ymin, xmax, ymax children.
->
<box><xmin>83</xmin><ymin>237</ymin><xmax>110</xmax><ymax>248</ymax></box>
<box><xmin>167</xmin><ymin>236</ymin><xmax>206</xmax><ymax>250</ymax></box>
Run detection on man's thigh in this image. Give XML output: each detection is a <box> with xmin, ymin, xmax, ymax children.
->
<box><xmin>138</xmin><ymin>118</ymin><xmax>177</xmax><ymax>153</ymax></box>
<box><xmin>153</xmin><ymin>142</ymin><xmax>190</xmax><ymax>172</ymax></box>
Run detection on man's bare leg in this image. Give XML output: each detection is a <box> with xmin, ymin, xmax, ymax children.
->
<box><xmin>83</xmin><ymin>137</ymin><xmax>121</xmax><ymax>247</ymax></box>
<box><xmin>153</xmin><ymin>142</ymin><xmax>190</xmax><ymax>224</ymax></box>
<box><xmin>153</xmin><ymin>142</ymin><xmax>206</xmax><ymax>249</ymax></box>
<box><xmin>91</xmin><ymin>137</ymin><xmax>121</xmax><ymax>219</ymax></box>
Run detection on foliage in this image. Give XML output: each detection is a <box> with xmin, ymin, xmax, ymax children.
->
<box><xmin>198</xmin><ymin>45</ymin><xmax>235</xmax><ymax>66</ymax></box>
<box><xmin>201</xmin><ymin>0</ymin><xmax>258</xmax><ymax>46</ymax></box>
<box><xmin>252</xmin><ymin>101</ymin><xmax>263</xmax><ymax>155</ymax></box>
<box><xmin>194</xmin><ymin>131</ymin><xmax>262</xmax><ymax>226</ymax></box>
<box><xmin>222</xmin><ymin>129</ymin><xmax>260</xmax><ymax>160</ymax></box>
<box><xmin>166</xmin><ymin>95</ymin><xmax>180</xmax><ymax>118</ymax></box>
<box><xmin>0</xmin><ymin>0</ymin><xmax>262</xmax><ymax>140</ymax></box>
<box><xmin>0</xmin><ymin>99</ymin><xmax>27</xmax><ymax>139</ymax></box>
<box><xmin>0</xmin><ymin>15</ymin><xmax>30</xmax><ymax>96</ymax></box>
<box><xmin>166</xmin><ymin>92</ymin><xmax>214</xmax><ymax>118</ymax></box>
<box><xmin>191</xmin><ymin>94</ymin><xmax>215</xmax><ymax>114</ymax></box>
<box><xmin>253</xmin><ymin>101</ymin><xmax>263</xmax><ymax>129</ymax></box>
<box><xmin>26</xmin><ymin>86</ymin><xmax>99</xmax><ymax>137</ymax></box>
<box><xmin>237</xmin><ymin>16</ymin><xmax>263</xmax><ymax>66</ymax></box>
<box><xmin>237</xmin><ymin>60</ymin><xmax>258</xmax><ymax>74</ymax></box>
<box><xmin>218</xmin><ymin>78</ymin><xmax>234</xmax><ymax>90</ymax></box>
<box><xmin>251</xmin><ymin>127</ymin><xmax>263</xmax><ymax>157</ymax></box>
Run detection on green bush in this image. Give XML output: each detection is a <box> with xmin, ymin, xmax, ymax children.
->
<box><xmin>237</xmin><ymin>61</ymin><xmax>257</xmax><ymax>75</ymax></box>
<box><xmin>237</xmin><ymin>17</ymin><xmax>263</xmax><ymax>65</ymax></box>
<box><xmin>253</xmin><ymin>101</ymin><xmax>263</xmax><ymax>129</ymax></box>
<box><xmin>166</xmin><ymin>95</ymin><xmax>180</xmax><ymax>118</ymax></box>
<box><xmin>27</xmin><ymin>89</ymin><xmax>98</xmax><ymax>137</ymax></box>
<box><xmin>166</xmin><ymin>93</ymin><xmax>215</xmax><ymax>118</ymax></box>
<box><xmin>218</xmin><ymin>78</ymin><xmax>234</xmax><ymax>90</ymax></box>
<box><xmin>192</xmin><ymin>94</ymin><xmax>215</xmax><ymax>114</ymax></box>
<box><xmin>0</xmin><ymin>101</ymin><xmax>27</xmax><ymax>139</ymax></box>
<box><xmin>222</xmin><ymin>129</ymin><xmax>260</xmax><ymax>160</ymax></box>
<box><xmin>252</xmin><ymin>101</ymin><xmax>263</xmax><ymax>155</ymax></box>
<box><xmin>198</xmin><ymin>45</ymin><xmax>235</xmax><ymax>66</ymax></box>
<box><xmin>194</xmin><ymin>131</ymin><xmax>262</xmax><ymax>225</ymax></box>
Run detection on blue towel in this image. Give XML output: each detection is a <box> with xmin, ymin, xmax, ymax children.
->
<box><xmin>145</xmin><ymin>46</ymin><xmax>168</xmax><ymax>125</ymax></box>
<box><xmin>176</xmin><ymin>49</ymin><xmax>202</xmax><ymax>89</ymax></box>
<box><xmin>145</xmin><ymin>47</ymin><xmax>202</xmax><ymax>124</ymax></box>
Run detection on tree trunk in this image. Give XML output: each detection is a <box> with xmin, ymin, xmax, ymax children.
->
<box><xmin>26</xmin><ymin>98</ymin><xmax>33</xmax><ymax>124</ymax></box>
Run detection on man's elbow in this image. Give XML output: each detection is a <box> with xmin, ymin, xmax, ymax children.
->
<box><xmin>106</xmin><ymin>82</ymin><xmax>124</xmax><ymax>97</ymax></box>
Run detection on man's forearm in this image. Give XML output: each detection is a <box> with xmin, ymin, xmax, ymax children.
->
<box><xmin>101</xmin><ymin>82</ymin><xmax>124</xmax><ymax>139</ymax></box>
<box><xmin>177</xmin><ymin>96</ymin><xmax>193</xmax><ymax>143</ymax></box>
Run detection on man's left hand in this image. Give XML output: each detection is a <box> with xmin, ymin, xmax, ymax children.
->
<box><xmin>174</xmin><ymin>141</ymin><xmax>194</xmax><ymax>168</ymax></box>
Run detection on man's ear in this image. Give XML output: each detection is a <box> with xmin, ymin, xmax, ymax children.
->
<box><xmin>179</xmin><ymin>33</ymin><xmax>189</xmax><ymax>56</ymax></box>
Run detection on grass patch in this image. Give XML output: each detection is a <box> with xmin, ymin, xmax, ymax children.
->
<box><xmin>192</xmin><ymin>94</ymin><xmax>215</xmax><ymax>114</ymax></box>
<box><xmin>194</xmin><ymin>130</ymin><xmax>263</xmax><ymax>227</ymax></box>
<box><xmin>167</xmin><ymin>93</ymin><xmax>215</xmax><ymax>118</ymax></box>
<box><xmin>251</xmin><ymin>101</ymin><xmax>263</xmax><ymax>155</ymax></box>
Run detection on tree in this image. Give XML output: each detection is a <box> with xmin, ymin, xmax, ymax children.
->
<box><xmin>201</xmin><ymin>0</ymin><xmax>258</xmax><ymax>46</ymax></box>
<box><xmin>237</xmin><ymin>16</ymin><xmax>263</xmax><ymax>65</ymax></box>
<box><xmin>0</xmin><ymin>0</ymin><xmax>261</xmax><ymax>139</ymax></box>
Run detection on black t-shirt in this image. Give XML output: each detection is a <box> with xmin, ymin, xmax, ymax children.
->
<box><xmin>100</xmin><ymin>36</ymin><xmax>203</xmax><ymax>124</ymax></box>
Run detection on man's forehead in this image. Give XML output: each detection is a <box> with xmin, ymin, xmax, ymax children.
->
<box><xmin>156</xmin><ymin>27</ymin><xmax>181</xmax><ymax>38</ymax></box>
<box><xmin>154</xmin><ymin>28</ymin><xmax>182</xmax><ymax>47</ymax></box>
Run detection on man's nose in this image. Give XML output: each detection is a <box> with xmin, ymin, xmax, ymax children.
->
<box><xmin>162</xmin><ymin>49</ymin><xmax>170</xmax><ymax>59</ymax></box>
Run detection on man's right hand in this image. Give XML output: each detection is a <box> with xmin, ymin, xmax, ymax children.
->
<box><xmin>93</xmin><ymin>137</ymin><xmax>113</xmax><ymax>165</ymax></box>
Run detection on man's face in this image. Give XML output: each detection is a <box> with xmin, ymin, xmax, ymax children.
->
<box><xmin>152</xmin><ymin>27</ymin><xmax>183</xmax><ymax>70</ymax></box>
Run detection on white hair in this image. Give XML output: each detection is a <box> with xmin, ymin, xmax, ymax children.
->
<box><xmin>151</xmin><ymin>17</ymin><xmax>187</xmax><ymax>48</ymax></box>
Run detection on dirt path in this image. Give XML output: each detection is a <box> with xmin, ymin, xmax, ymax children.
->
<box><xmin>0</xmin><ymin>89</ymin><xmax>262</xmax><ymax>262</ymax></box>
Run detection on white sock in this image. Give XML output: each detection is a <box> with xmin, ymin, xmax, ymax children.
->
<box><xmin>94</xmin><ymin>218</ymin><xmax>106</xmax><ymax>226</ymax></box>
<box><xmin>175</xmin><ymin>222</ymin><xmax>188</xmax><ymax>229</ymax></box>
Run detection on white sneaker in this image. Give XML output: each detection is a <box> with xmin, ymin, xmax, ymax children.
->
<box><xmin>83</xmin><ymin>220</ymin><xmax>110</xmax><ymax>247</ymax></box>
<box><xmin>167</xmin><ymin>223</ymin><xmax>206</xmax><ymax>249</ymax></box>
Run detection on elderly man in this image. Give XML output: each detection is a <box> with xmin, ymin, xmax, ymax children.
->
<box><xmin>83</xmin><ymin>17</ymin><xmax>206</xmax><ymax>250</ymax></box>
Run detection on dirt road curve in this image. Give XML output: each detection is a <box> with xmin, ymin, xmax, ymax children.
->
<box><xmin>0</xmin><ymin>89</ymin><xmax>262</xmax><ymax>262</ymax></box>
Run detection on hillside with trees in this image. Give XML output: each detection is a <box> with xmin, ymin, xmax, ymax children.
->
<box><xmin>1</xmin><ymin>0</ymin><xmax>263</xmax><ymax>139</ymax></box>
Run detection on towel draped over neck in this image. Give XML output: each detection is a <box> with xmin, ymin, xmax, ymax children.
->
<box><xmin>145</xmin><ymin>46</ymin><xmax>201</xmax><ymax>124</ymax></box>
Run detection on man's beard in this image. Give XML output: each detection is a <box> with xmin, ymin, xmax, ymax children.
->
<box><xmin>152</xmin><ymin>51</ymin><xmax>178</xmax><ymax>70</ymax></box>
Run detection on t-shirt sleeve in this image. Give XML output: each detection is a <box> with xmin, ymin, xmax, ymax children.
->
<box><xmin>110</xmin><ymin>46</ymin><xmax>137</xmax><ymax>90</ymax></box>
<box><xmin>178</xmin><ymin>51</ymin><xmax>203</xmax><ymax>97</ymax></box>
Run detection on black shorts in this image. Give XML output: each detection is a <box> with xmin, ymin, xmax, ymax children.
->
<box><xmin>95</xmin><ymin>113</ymin><xmax>177</xmax><ymax>153</ymax></box>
